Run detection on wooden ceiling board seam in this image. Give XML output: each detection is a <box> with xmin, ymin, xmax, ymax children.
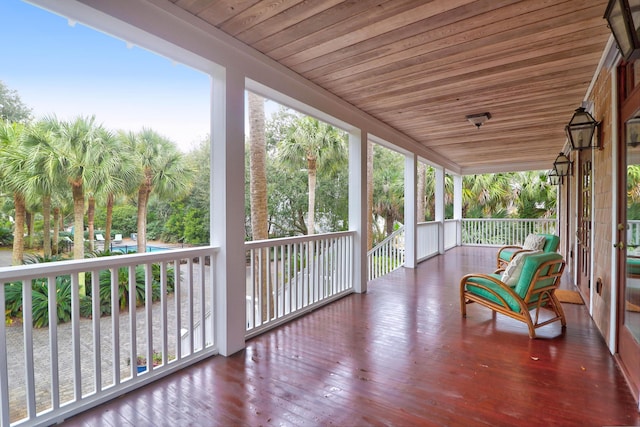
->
<box><xmin>272</xmin><ymin>0</ymin><xmax>478</xmax><ymax>64</ymax></box>
<box><xmin>250</xmin><ymin>0</ymin><xmax>393</xmax><ymax>53</ymax></box>
<box><xmin>293</xmin><ymin>0</ymin><xmax>521</xmax><ymax>74</ymax></box>
<box><xmin>219</xmin><ymin>0</ymin><xmax>305</xmax><ymax>36</ymax></box>
<box><xmin>350</xmin><ymin>52</ymin><xmax>604</xmax><ymax>110</ymax></box>
<box><xmin>293</xmin><ymin>0</ymin><xmax>577</xmax><ymax>74</ymax></box>
<box><xmin>196</xmin><ymin>0</ymin><xmax>262</xmax><ymax>27</ymax></box>
<box><xmin>326</xmin><ymin>31</ymin><xmax>605</xmax><ymax>102</ymax></box>
<box><xmin>391</xmin><ymin>89</ymin><xmax>589</xmax><ymax>122</ymax></box>
<box><xmin>233</xmin><ymin>0</ymin><xmax>347</xmax><ymax>45</ymax></box>
<box><xmin>308</xmin><ymin>13</ymin><xmax>605</xmax><ymax>85</ymax></box>
<box><xmin>361</xmin><ymin>65</ymin><xmax>598</xmax><ymax>115</ymax></box>
<box><xmin>316</xmin><ymin>11</ymin><xmax>607</xmax><ymax>92</ymax></box>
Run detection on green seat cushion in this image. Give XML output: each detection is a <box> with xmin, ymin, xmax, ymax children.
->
<box><xmin>465</xmin><ymin>273</ymin><xmax>521</xmax><ymax>312</ymax></box>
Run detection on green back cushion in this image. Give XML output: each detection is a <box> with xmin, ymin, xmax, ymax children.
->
<box><xmin>539</xmin><ymin>234</ymin><xmax>560</xmax><ymax>253</ymax></box>
<box><xmin>514</xmin><ymin>252</ymin><xmax>563</xmax><ymax>299</ymax></box>
<box><xmin>499</xmin><ymin>235</ymin><xmax>558</xmax><ymax>263</ymax></box>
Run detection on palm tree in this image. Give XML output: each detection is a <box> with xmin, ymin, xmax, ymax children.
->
<box><xmin>462</xmin><ymin>173</ymin><xmax>512</xmax><ymax>217</ymax></box>
<box><xmin>121</xmin><ymin>129</ymin><xmax>191</xmax><ymax>253</ymax></box>
<box><xmin>248</xmin><ymin>92</ymin><xmax>270</xmax><ymax>321</ymax></box>
<box><xmin>85</xmin><ymin>128</ymin><xmax>133</xmax><ymax>250</ymax></box>
<box><xmin>39</xmin><ymin>116</ymin><xmax>107</xmax><ymax>261</ymax></box>
<box><xmin>22</xmin><ymin>122</ymin><xmax>65</xmax><ymax>257</ymax></box>
<box><xmin>277</xmin><ymin>116</ymin><xmax>347</xmax><ymax>234</ymax></box>
<box><xmin>372</xmin><ymin>145</ymin><xmax>405</xmax><ymax>236</ymax></box>
<box><xmin>0</xmin><ymin>121</ymin><xmax>28</xmax><ymax>264</ymax></box>
<box><xmin>417</xmin><ymin>162</ymin><xmax>427</xmax><ymax>222</ymax></box>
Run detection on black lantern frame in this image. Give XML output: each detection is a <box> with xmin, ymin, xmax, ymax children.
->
<box><xmin>604</xmin><ymin>0</ymin><xmax>640</xmax><ymax>61</ymax></box>
<box><xmin>553</xmin><ymin>152</ymin><xmax>572</xmax><ymax>177</ymax></box>
<box><xmin>565</xmin><ymin>107</ymin><xmax>601</xmax><ymax>150</ymax></box>
<box><xmin>548</xmin><ymin>169</ymin><xmax>561</xmax><ymax>186</ymax></box>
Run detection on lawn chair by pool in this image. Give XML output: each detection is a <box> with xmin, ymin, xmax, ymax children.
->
<box><xmin>96</xmin><ymin>234</ymin><xmax>105</xmax><ymax>242</ymax></box>
<box><xmin>113</xmin><ymin>234</ymin><xmax>122</xmax><ymax>244</ymax></box>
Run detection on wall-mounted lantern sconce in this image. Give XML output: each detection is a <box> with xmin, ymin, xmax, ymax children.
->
<box><xmin>548</xmin><ymin>169</ymin><xmax>561</xmax><ymax>186</ymax></box>
<box><xmin>553</xmin><ymin>152</ymin><xmax>573</xmax><ymax>177</ymax></box>
<box><xmin>627</xmin><ymin>117</ymin><xmax>640</xmax><ymax>146</ymax></box>
<box><xmin>604</xmin><ymin>0</ymin><xmax>640</xmax><ymax>61</ymax></box>
<box><xmin>565</xmin><ymin>107</ymin><xmax>601</xmax><ymax>150</ymax></box>
<box><xmin>466</xmin><ymin>112</ymin><xmax>491</xmax><ymax>129</ymax></box>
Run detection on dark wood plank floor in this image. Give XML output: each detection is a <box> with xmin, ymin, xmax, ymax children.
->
<box><xmin>66</xmin><ymin>247</ymin><xmax>640</xmax><ymax>427</ymax></box>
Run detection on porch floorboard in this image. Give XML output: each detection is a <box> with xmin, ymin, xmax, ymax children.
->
<box><xmin>65</xmin><ymin>246</ymin><xmax>640</xmax><ymax>426</ymax></box>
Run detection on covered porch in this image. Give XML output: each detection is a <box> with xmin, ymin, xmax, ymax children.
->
<box><xmin>67</xmin><ymin>246</ymin><xmax>640</xmax><ymax>426</ymax></box>
<box><xmin>3</xmin><ymin>0</ymin><xmax>639</xmax><ymax>424</ymax></box>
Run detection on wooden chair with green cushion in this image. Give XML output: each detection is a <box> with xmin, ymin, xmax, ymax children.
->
<box><xmin>496</xmin><ymin>233</ymin><xmax>560</xmax><ymax>270</ymax></box>
<box><xmin>627</xmin><ymin>255</ymin><xmax>640</xmax><ymax>279</ymax></box>
<box><xmin>461</xmin><ymin>251</ymin><xmax>566</xmax><ymax>338</ymax></box>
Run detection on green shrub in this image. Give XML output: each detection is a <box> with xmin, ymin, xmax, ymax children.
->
<box><xmin>0</xmin><ymin>228</ymin><xmax>13</xmax><ymax>246</ymax></box>
<box><xmin>4</xmin><ymin>276</ymin><xmax>73</xmax><ymax>327</ymax></box>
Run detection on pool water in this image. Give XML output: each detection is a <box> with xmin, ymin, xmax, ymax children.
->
<box><xmin>110</xmin><ymin>245</ymin><xmax>169</xmax><ymax>254</ymax></box>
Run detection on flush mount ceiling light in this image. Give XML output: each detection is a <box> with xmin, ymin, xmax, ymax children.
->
<box><xmin>466</xmin><ymin>112</ymin><xmax>491</xmax><ymax>129</ymax></box>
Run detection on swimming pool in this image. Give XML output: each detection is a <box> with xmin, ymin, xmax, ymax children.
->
<box><xmin>110</xmin><ymin>245</ymin><xmax>170</xmax><ymax>254</ymax></box>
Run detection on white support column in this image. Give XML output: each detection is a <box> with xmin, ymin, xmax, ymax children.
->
<box><xmin>453</xmin><ymin>174</ymin><xmax>463</xmax><ymax>246</ymax></box>
<box><xmin>404</xmin><ymin>153</ymin><xmax>417</xmax><ymax>268</ymax></box>
<box><xmin>211</xmin><ymin>69</ymin><xmax>246</xmax><ymax>356</ymax></box>
<box><xmin>435</xmin><ymin>166</ymin><xmax>445</xmax><ymax>254</ymax></box>
<box><xmin>349</xmin><ymin>130</ymin><xmax>368</xmax><ymax>293</ymax></box>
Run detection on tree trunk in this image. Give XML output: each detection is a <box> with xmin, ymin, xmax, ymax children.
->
<box><xmin>25</xmin><ymin>211</ymin><xmax>33</xmax><ymax>249</ymax></box>
<box><xmin>137</xmin><ymin>186</ymin><xmax>150</xmax><ymax>253</ymax></box>
<box><xmin>385</xmin><ymin>214</ymin><xmax>394</xmax><ymax>236</ymax></box>
<box><xmin>87</xmin><ymin>196</ymin><xmax>96</xmax><ymax>251</ymax></box>
<box><xmin>417</xmin><ymin>163</ymin><xmax>426</xmax><ymax>223</ymax></box>
<box><xmin>52</xmin><ymin>206</ymin><xmax>60</xmax><ymax>255</ymax></box>
<box><xmin>367</xmin><ymin>141</ymin><xmax>374</xmax><ymax>250</ymax></box>
<box><xmin>42</xmin><ymin>195</ymin><xmax>52</xmax><ymax>257</ymax></box>
<box><xmin>72</xmin><ymin>184</ymin><xmax>85</xmax><ymax>260</ymax></box>
<box><xmin>248</xmin><ymin>92</ymin><xmax>271</xmax><ymax>322</ymax></box>
<box><xmin>307</xmin><ymin>156</ymin><xmax>317</xmax><ymax>235</ymax></box>
<box><xmin>105</xmin><ymin>193</ymin><xmax>114</xmax><ymax>248</ymax></box>
<box><xmin>12</xmin><ymin>193</ymin><xmax>25</xmax><ymax>265</ymax></box>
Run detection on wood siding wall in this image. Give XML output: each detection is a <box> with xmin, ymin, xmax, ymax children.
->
<box><xmin>590</xmin><ymin>65</ymin><xmax>614</xmax><ymax>343</ymax></box>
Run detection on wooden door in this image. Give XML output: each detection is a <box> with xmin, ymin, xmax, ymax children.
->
<box><xmin>577</xmin><ymin>151</ymin><xmax>592</xmax><ymax>304</ymax></box>
<box><xmin>617</xmin><ymin>61</ymin><xmax>640</xmax><ymax>405</ymax></box>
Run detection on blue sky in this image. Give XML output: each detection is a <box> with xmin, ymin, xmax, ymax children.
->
<box><xmin>1</xmin><ymin>0</ymin><xmax>212</xmax><ymax>151</ymax></box>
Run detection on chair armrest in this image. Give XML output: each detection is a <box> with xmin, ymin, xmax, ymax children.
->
<box><xmin>460</xmin><ymin>273</ymin><xmax>527</xmax><ymax>313</ymax></box>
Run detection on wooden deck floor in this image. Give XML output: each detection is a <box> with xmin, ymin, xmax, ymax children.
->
<box><xmin>66</xmin><ymin>246</ymin><xmax>640</xmax><ymax>427</ymax></box>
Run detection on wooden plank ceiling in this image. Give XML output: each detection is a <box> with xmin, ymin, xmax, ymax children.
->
<box><xmin>172</xmin><ymin>0</ymin><xmax>611</xmax><ymax>173</ymax></box>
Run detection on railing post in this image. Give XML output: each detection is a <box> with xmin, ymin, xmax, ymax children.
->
<box><xmin>435</xmin><ymin>167</ymin><xmax>445</xmax><ymax>254</ymax></box>
<box><xmin>211</xmin><ymin>68</ymin><xmax>246</xmax><ymax>356</ymax></box>
<box><xmin>349</xmin><ymin>130</ymin><xmax>368</xmax><ymax>293</ymax></box>
<box><xmin>404</xmin><ymin>153</ymin><xmax>417</xmax><ymax>268</ymax></box>
<box><xmin>454</xmin><ymin>174</ymin><xmax>463</xmax><ymax>246</ymax></box>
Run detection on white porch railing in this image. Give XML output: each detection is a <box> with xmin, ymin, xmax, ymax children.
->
<box><xmin>417</xmin><ymin>222</ymin><xmax>439</xmax><ymax>262</ymax></box>
<box><xmin>367</xmin><ymin>227</ymin><xmax>405</xmax><ymax>281</ymax></box>
<box><xmin>461</xmin><ymin>218</ymin><xmax>557</xmax><ymax>246</ymax></box>
<box><xmin>0</xmin><ymin>246</ymin><xmax>218</xmax><ymax>427</ymax></box>
<box><xmin>245</xmin><ymin>231</ymin><xmax>355</xmax><ymax>337</ymax></box>
<box><xmin>628</xmin><ymin>220</ymin><xmax>640</xmax><ymax>247</ymax></box>
<box><xmin>444</xmin><ymin>219</ymin><xmax>459</xmax><ymax>250</ymax></box>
